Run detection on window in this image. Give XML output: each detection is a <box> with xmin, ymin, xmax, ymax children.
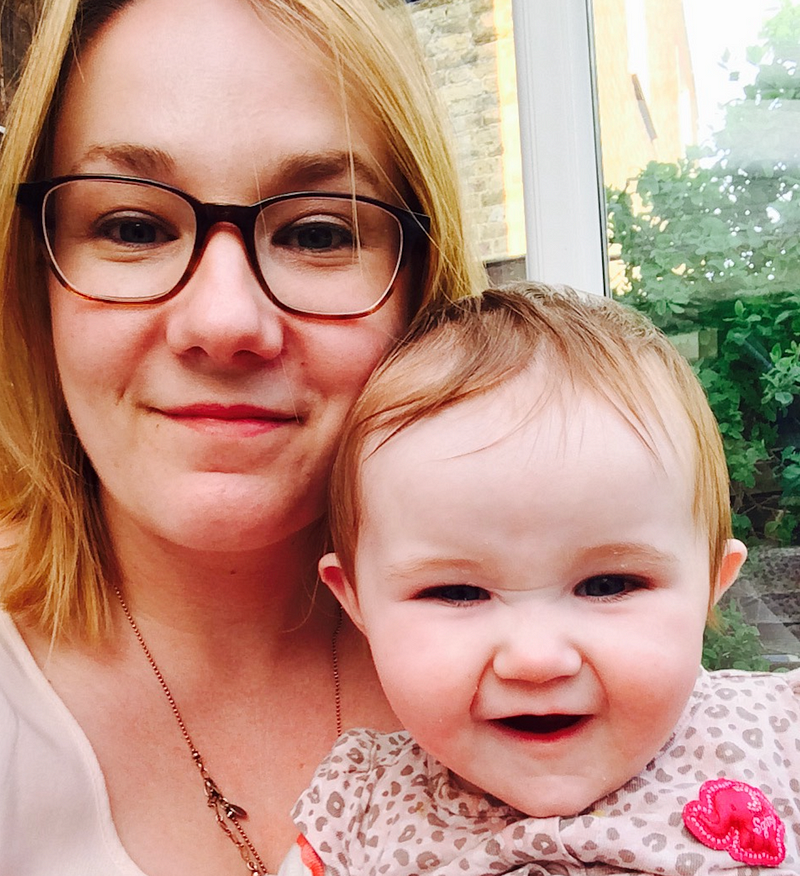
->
<box><xmin>516</xmin><ymin>0</ymin><xmax>800</xmax><ymax>665</ymax></box>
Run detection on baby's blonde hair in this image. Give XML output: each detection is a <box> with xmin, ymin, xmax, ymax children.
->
<box><xmin>329</xmin><ymin>283</ymin><xmax>732</xmax><ymax>611</ymax></box>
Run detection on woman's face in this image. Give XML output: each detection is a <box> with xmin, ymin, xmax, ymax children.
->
<box><xmin>49</xmin><ymin>0</ymin><xmax>414</xmax><ymax>553</ymax></box>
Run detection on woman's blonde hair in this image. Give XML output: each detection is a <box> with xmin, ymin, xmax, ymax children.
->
<box><xmin>0</xmin><ymin>0</ymin><xmax>484</xmax><ymax>640</ymax></box>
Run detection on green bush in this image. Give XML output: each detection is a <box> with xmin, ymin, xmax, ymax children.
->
<box><xmin>607</xmin><ymin>3</ymin><xmax>800</xmax><ymax>546</ymax></box>
<box><xmin>702</xmin><ymin>599</ymin><xmax>771</xmax><ymax>671</ymax></box>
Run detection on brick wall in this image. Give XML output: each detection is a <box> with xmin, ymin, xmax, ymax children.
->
<box><xmin>0</xmin><ymin>1</ymin><xmax>40</xmax><ymax>120</ymax></box>
<box><xmin>409</xmin><ymin>0</ymin><xmax>697</xmax><ymax>267</ymax></box>
<box><xmin>409</xmin><ymin>0</ymin><xmax>521</xmax><ymax>264</ymax></box>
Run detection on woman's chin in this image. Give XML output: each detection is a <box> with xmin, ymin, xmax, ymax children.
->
<box><xmin>102</xmin><ymin>477</ymin><xmax>325</xmax><ymax>558</ymax></box>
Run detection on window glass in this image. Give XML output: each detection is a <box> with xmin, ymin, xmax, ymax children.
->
<box><xmin>595</xmin><ymin>0</ymin><xmax>800</xmax><ymax>667</ymax></box>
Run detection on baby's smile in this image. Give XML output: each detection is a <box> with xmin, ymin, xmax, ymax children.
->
<box><xmin>493</xmin><ymin>714</ymin><xmax>587</xmax><ymax>739</ymax></box>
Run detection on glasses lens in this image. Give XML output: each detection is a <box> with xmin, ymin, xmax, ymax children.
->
<box><xmin>43</xmin><ymin>179</ymin><xmax>196</xmax><ymax>301</ymax></box>
<box><xmin>255</xmin><ymin>196</ymin><xmax>403</xmax><ymax>316</ymax></box>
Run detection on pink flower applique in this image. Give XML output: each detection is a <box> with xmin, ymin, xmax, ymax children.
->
<box><xmin>683</xmin><ymin>778</ymin><xmax>786</xmax><ymax>867</ymax></box>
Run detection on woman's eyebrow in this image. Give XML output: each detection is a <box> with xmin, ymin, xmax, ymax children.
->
<box><xmin>68</xmin><ymin>143</ymin><xmax>175</xmax><ymax>177</ymax></box>
<box><xmin>66</xmin><ymin>146</ymin><xmax>387</xmax><ymax>196</ymax></box>
<box><xmin>272</xmin><ymin>150</ymin><xmax>384</xmax><ymax>193</ymax></box>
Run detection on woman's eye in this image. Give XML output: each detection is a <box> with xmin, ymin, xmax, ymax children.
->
<box><xmin>275</xmin><ymin>221</ymin><xmax>353</xmax><ymax>253</ymax></box>
<box><xmin>94</xmin><ymin>213</ymin><xmax>177</xmax><ymax>247</ymax></box>
<box><xmin>115</xmin><ymin>220</ymin><xmax>158</xmax><ymax>244</ymax></box>
<box><xmin>575</xmin><ymin>575</ymin><xmax>643</xmax><ymax>599</ymax></box>
<box><xmin>415</xmin><ymin>584</ymin><xmax>490</xmax><ymax>605</ymax></box>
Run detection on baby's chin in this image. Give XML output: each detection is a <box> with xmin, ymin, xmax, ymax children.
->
<box><xmin>451</xmin><ymin>770</ymin><xmax>626</xmax><ymax>820</ymax></box>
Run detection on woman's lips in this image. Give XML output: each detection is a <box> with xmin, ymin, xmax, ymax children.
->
<box><xmin>160</xmin><ymin>403</ymin><xmax>299</xmax><ymax>436</ymax></box>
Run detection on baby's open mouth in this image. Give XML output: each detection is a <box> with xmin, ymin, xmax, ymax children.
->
<box><xmin>495</xmin><ymin>714</ymin><xmax>585</xmax><ymax>736</ymax></box>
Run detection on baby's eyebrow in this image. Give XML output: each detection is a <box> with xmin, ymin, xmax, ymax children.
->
<box><xmin>386</xmin><ymin>544</ymin><xmax>680</xmax><ymax>577</ymax></box>
<box><xmin>581</xmin><ymin>542</ymin><xmax>679</xmax><ymax>567</ymax></box>
<box><xmin>385</xmin><ymin>556</ymin><xmax>483</xmax><ymax>579</ymax></box>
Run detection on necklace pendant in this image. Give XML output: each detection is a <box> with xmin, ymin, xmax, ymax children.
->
<box><xmin>114</xmin><ymin>585</ymin><xmax>335</xmax><ymax>876</ymax></box>
<box><xmin>202</xmin><ymin>775</ymin><xmax>247</xmax><ymax>819</ymax></box>
<box><xmin>225</xmin><ymin>801</ymin><xmax>248</xmax><ymax>820</ymax></box>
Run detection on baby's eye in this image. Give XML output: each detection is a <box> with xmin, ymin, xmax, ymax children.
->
<box><xmin>415</xmin><ymin>584</ymin><xmax>490</xmax><ymax>605</ymax></box>
<box><xmin>574</xmin><ymin>575</ymin><xmax>644</xmax><ymax>599</ymax></box>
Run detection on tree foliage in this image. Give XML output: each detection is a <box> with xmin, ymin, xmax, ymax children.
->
<box><xmin>702</xmin><ymin>599</ymin><xmax>771</xmax><ymax>672</ymax></box>
<box><xmin>608</xmin><ymin>1</ymin><xmax>800</xmax><ymax>544</ymax></box>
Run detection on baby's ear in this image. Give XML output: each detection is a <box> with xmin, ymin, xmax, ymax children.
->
<box><xmin>318</xmin><ymin>553</ymin><xmax>365</xmax><ymax>633</ymax></box>
<box><xmin>713</xmin><ymin>539</ymin><xmax>748</xmax><ymax>604</ymax></box>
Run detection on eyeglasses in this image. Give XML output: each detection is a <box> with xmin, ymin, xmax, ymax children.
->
<box><xmin>16</xmin><ymin>174</ymin><xmax>431</xmax><ymax>319</ymax></box>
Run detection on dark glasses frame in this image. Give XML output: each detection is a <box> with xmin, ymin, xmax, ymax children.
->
<box><xmin>16</xmin><ymin>174</ymin><xmax>432</xmax><ymax>319</ymax></box>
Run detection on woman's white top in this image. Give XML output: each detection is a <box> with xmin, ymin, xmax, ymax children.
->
<box><xmin>0</xmin><ymin>610</ymin><xmax>301</xmax><ymax>876</ymax></box>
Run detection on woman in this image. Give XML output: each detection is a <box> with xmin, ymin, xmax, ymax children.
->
<box><xmin>0</xmin><ymin>0</ymin><xmax>482</xmax><ymax>873</ymax></box>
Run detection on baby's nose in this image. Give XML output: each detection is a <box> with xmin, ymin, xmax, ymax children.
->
<box><xmin>491</xmin><ymin>612</ymin><xmax>583</xmax><ymax>683</ymax></box>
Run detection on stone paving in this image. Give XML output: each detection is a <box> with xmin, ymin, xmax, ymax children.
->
<box><xmin>732</xmin><ymin>546</ymin><xmax>800</xmax><ymax>662</ymax></box>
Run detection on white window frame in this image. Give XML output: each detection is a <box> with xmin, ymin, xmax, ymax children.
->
<box><xmin>512</xmin><ymin>0</ymin><xmax>608</xmax><ymax>296</ymax></box>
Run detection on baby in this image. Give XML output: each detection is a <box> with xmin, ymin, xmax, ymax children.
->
<box><xmin>293</xmin><ymin>284</ymin><xmax>800</xmax><ymax>876</ymax></box>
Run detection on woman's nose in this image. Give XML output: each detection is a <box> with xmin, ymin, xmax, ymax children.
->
<box><xmin>491</xmin><ymin>611</ymin><xmax>583</xmax><ymax>684</ymax></box>
<box><xmin>165</xmin><ymin>225</ymin><xmax>284</xmax><ymax>365</ymax></box>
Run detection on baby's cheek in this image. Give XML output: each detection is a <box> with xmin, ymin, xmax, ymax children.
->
<box><xmin>612</xmin><ymin>659</ymin><xmax>698</xmax><ymax>765</ymax></box>
<box><xmin>371</xmin><ymin>639</ymin><xmax>456</xmax><ymax>724</ymax></box>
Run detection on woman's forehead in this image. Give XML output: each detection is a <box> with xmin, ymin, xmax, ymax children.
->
<box><xmin>54</xmin><ymin>0</ymin><xmax>400</xmax><ymax>198</ymax></box>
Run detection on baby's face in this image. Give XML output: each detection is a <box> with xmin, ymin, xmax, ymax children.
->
<box><xmin>324</xmin><ymin>367</ymin><xmax>742</xmax><ymax>817</ymax></box>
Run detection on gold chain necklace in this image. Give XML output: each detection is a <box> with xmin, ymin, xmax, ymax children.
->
<box><xmin>114</xmin><ymin>585</ymin><xmax>343</xmax><ymax>876</ymax></box>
